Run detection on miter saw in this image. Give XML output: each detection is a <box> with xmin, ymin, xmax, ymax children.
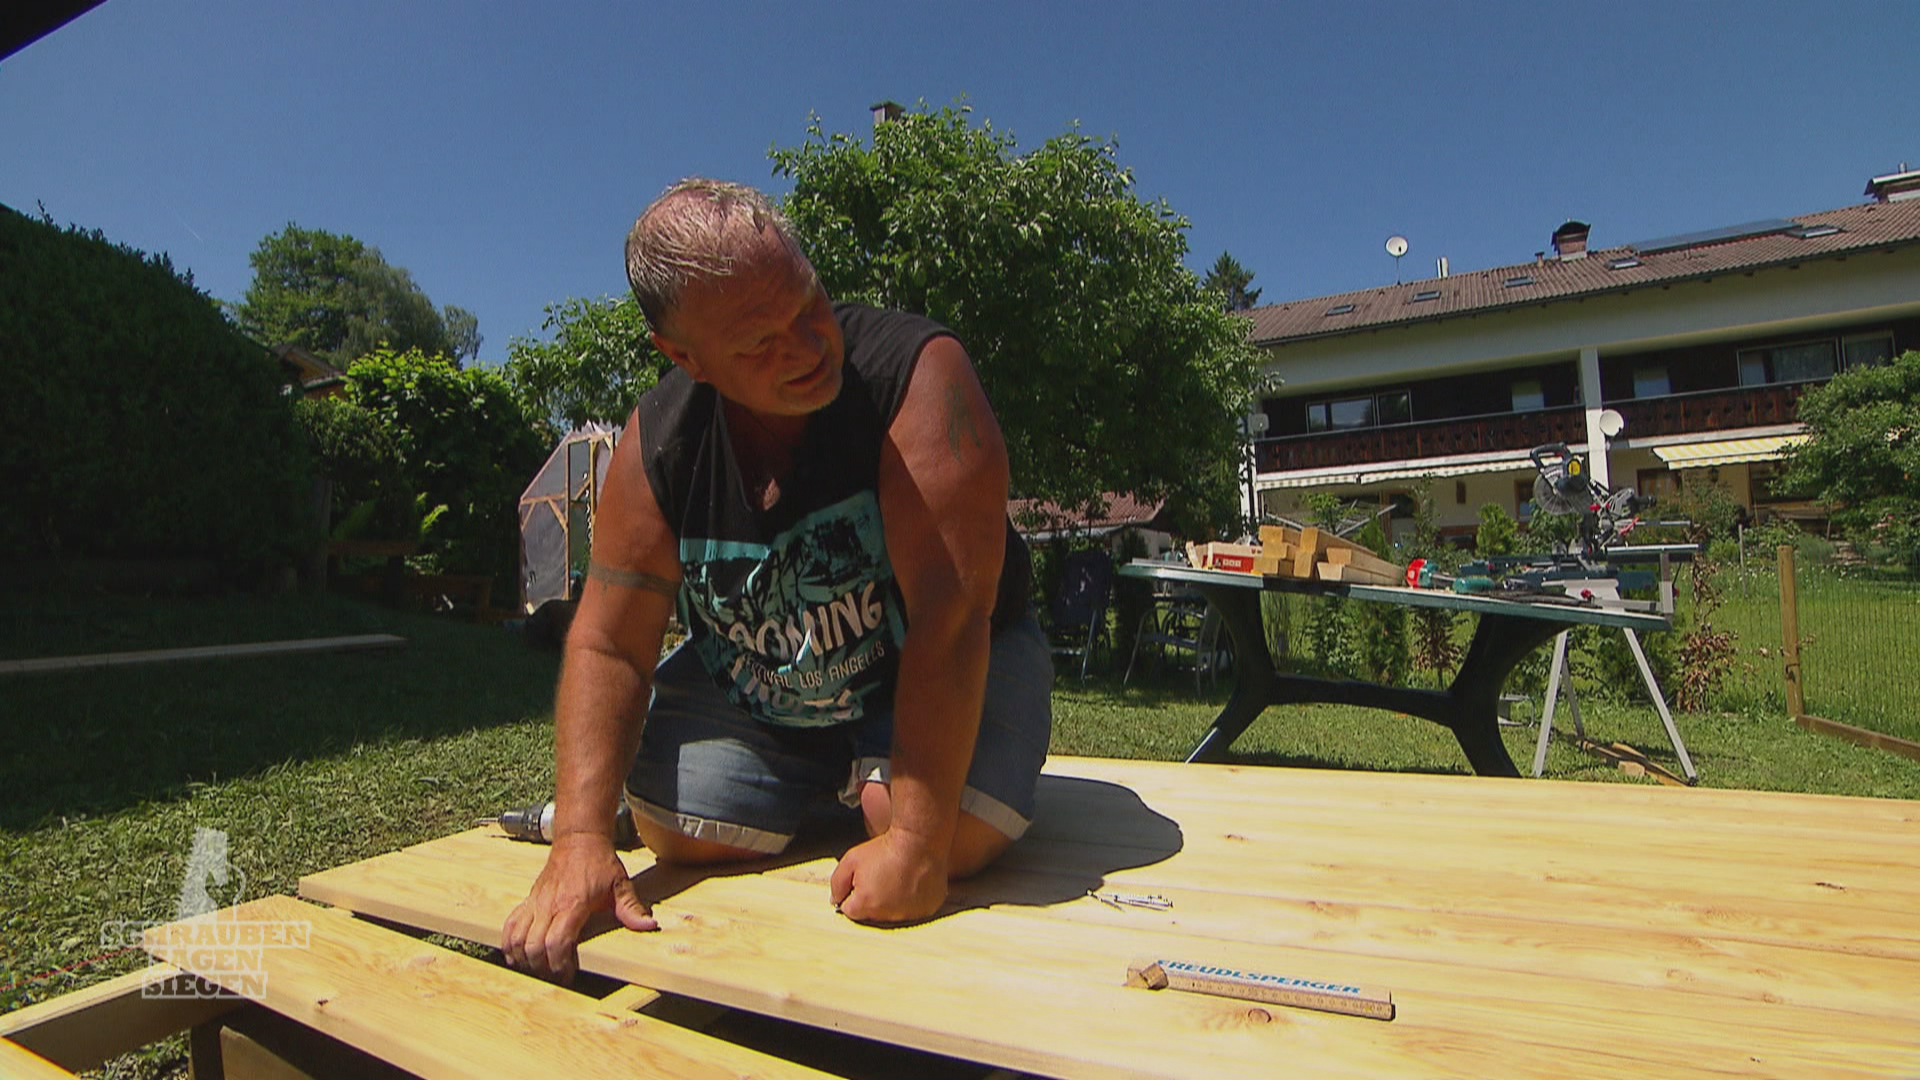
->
<box><xmin>1406</xmin><ymin>443</ymin><xmax>1683</xmax><ymax>613</ymax></box>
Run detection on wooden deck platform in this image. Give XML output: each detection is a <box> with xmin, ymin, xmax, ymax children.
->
<box><xmin>296</xmin><ymin>755</ymin><xmax>1919</xmax><ymax>1079</ymax></box>
<box><xmin>7</xmin><ymin>755</ymin><xmax>1916</xmax><ymax>1077</ymax></box>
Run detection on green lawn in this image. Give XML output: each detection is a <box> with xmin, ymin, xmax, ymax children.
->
<box><xmin>3</xmin><ymin>590</ymin><xmax>1917</xmax><ymax>1077</ymax></box>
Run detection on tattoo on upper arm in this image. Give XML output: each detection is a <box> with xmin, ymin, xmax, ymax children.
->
<box><xmin>587</xmin><ymin>561</ymin><xmax>679</xmax><ymax>597</ymax></box>
<box><xmin>944</xmin><ymin>383</ymin><xmax>985</xmax><ymax>463</ymax></box>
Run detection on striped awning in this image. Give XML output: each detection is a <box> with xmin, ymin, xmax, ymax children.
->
<box><xmin>1256</xmin><ymin>454</ymin><xmax>1537</xmax><ymax>491</ymax></box>
<box><xmin>1652</xmin><ymin>434</ymin><xmax>1807</xmax><ymax>469</ymax></box>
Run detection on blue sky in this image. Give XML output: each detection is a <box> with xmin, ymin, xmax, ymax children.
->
<box><xmin>4</xmin><ymin>1</ymin><xmax>1916</xmax><ymax>365</ymax></box>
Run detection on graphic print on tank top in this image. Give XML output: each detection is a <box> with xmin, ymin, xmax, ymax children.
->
<box><xmin>679</xmin><ymin>491</ymin><xmax>907</xmax><ymax>728</ymax></box>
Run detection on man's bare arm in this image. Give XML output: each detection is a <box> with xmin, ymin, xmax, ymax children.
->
<box><xmin>503</xmin><ymin>408</ymin><xmax>681</xmax><ymax>981</ymax></box>
<box><xmin>831</xmin><ymin>335</ymin><xmax>1008</xmax><ymax>922</ymax></box>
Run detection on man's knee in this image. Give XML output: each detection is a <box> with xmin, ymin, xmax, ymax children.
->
<box><xmin>633</xmin><ymin>813</ymin><xmax>766</xmax><ymax>867</ymax></box>
<box><xmin>858</xmin><ymin>782</ymin><xmax>1015</xmax><ymax>879</ymax></box>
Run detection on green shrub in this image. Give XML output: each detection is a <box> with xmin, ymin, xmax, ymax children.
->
<box><xmin>1475</xmin><ymin>503</ymin><xmax>1518</xmax><ymax>558</ymax></box>
<box><xmin>0</xmin><ymin>204</ymin><xmax>312</xmax><ymax>571</ymax></box>
<box><xmin>343</xmin><ymin>348</ymin><xmax>548</xmax><ymax>591</ymax></box>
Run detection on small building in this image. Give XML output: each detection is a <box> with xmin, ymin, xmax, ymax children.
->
<box><xmin>272</xmin><ymin>343</ymin><xmax>348</xmax><ymax>399</ymax></box>
<box><xmin>1246</xmin><ymin>173</ymin><xmax>1920</xmax><ymax>539</ymax></box>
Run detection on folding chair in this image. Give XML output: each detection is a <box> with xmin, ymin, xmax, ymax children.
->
<box><xmin>1043</xmin><ymin>548</ymin><xmax>1113</xmax><ymax>679</ymax></box>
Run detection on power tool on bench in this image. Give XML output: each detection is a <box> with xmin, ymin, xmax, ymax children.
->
<box><xmin>1406</xmin><ymin>443</ymin><xmax>1658</xmax><ymax>604</ymax></box>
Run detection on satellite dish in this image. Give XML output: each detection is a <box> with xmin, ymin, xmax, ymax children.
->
<box><xmin>1385</xmin><ymin>236</ymin><xmax>1409</xmax><ymax>257</ymax></box>
<box><xmin>1598</xmin><ymin>409</ymin><xmax>1626</xmax><ymax>438</ymax></box>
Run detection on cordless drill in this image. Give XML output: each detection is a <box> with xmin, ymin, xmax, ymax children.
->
<box><xmin>481</xmin><ymin>799</ymin><xmax>637</xmax><ymax>844</ymax></box>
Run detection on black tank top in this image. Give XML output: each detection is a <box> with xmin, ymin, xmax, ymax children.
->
<box><xmin>638</xmin><ymin>303</ymin><xmax>1031</xmax><ymax>728</ymax></box>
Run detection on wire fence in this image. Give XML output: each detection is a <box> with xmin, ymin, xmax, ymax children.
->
<box><xmin>1787</xmin><ymin>555</ymin><xmax>1920</xmax><ymax>744</ymax></box>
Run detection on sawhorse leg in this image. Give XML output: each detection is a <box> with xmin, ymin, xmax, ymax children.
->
<box><xmin>1625</xmin><ymin>628</ymin><xmax>1698</xmax><ymax>782</ymax></box>
<box><xmin>1532</xmin><ymin>630</ymin><xmax>1587</xmax><ymax>777</ymax></box>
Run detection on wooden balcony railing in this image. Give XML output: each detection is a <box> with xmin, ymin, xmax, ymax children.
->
<box><xmin>1254</xmin><ymin>383</ymin><xmax>1808</xmax><ymax>475</ymax></box>
<box><xmin>1610</xmin><ymin>382</ymin><xmax>1807</xmax><ymax>439</ymax></box>
<box><xmin>1256</xmin><ymin>406</ymin><xmax>1585</xmax><ymax>473</ymax></box>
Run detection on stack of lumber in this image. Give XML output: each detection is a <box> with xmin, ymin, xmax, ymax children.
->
<box><xmin>1188</xmin><ymin>527</ymin><xmax>1405</xmax><ymax>584</ymax></box>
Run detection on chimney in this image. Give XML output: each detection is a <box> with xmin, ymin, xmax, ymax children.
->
<box><xmin>870</xmin><ymin>100</ymin><xmax>904</xmax><ymax>128</ymax></box>
<box><xmin>1436</xmin><ymin>256</ymin><xmax>1450</xmax><ymax>278</ymax></box>
<box><xmin>1864</xmin><ymin>163</ymin><xmax>1920</xmax><ymax>203</ymax></box>
<box><xmin>1551</xmin><ymin>220</ymin><xmax>1591</xmax><ymax>260</ymax></box>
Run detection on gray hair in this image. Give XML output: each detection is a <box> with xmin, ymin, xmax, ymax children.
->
<box><xmin>625</xmin><ymin>178</ymin><xmax>802</xmax><ymax>332</ymax></box>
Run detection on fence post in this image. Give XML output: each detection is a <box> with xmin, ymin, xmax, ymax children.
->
<box><xmin>1778</xmin><ymin>545</ymin><xmax>1805</xmax><ymax>718</ymax></box>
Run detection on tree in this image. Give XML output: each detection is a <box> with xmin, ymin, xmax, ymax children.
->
<box><xmin>233</xmin><ymin>224</ymin><xmax>478</xmax><ymax>366</ymax></box>
<box><xmin>772</xmin><ymin>104</ymin><xmax>1265</xmax><ymax>532</ymax></box>
<box><xmin>504</xmin><ymin>296</ymin><xmax>673</xmax><ymax>431</ymax></box>
<box><xmin>342</xmin><ymin>347</ymin><xmax>547</xmax><ymax>585</ymax></box>
<box><xmin>1202</xmin><ymin>252</ymin><xmax>1262</xmax><ymax>311</ymax></box>
<box><xmin>0</xmin><ymin>203</ymin><xmax>311</xmax><ymax>568</ymax></box>
<box><xmin>1779</xmin><ymin>349</ymin><xmax>1920</xmax><ymax>569</ymax></box>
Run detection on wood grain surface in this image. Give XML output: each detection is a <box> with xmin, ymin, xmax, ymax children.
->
<box><xmin>296</xmin><ymin>756</ymin><xmax>1920</xmax><ymax>1079</ymax></box>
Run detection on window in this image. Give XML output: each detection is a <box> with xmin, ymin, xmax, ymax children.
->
<box><xmin>1511</xmin><ymin>379</ymin><xmax>1546</xmax><ymax>412</ymax></box>
<box><xmin>1378</xmin><ymin>390</ymin><xmax>1412</xmax><ymax>425</ymax></box>
<box><xmin>1606</xmin><ymin>256</ymin><xmax>1642</xmax><ymax>270</ymax></box>
<box><xmin>1387</xmin><ymin>493</ymin><xmax>1416</xmax><ymax>520</ymax></box>
<box><xmin>1638</xmin><ymin>468</ymin><xmax>1682</xmax><ymax>502</ymax></box>
<box><xmin>1504</xmin><ymin>275</ymin><xmax>1535</xmax><ymax>288</ymax></box>
<box><xmin>1515</xmin><ymin>480</ymin><xmax>1538</xmax><ymax>521</ymax></box>
<box><xmin>1738</xmin><ymin>340</ymin><xmax>1838</xmax><ymax>386</ymax></box>
<box><xmin>1324</xmin><ymin>303</ymin><xmax>1356</xmax><ymax>316</ymax></box>
<box><xmin>1409</xmin><ymin>289</ymin><xmax>1441</xmax><ymax>303</ymax></box>
<box><xmin>1306</xmin><ymin>389</ymin><xmax>1412</xmax><ymax>432</ymax></box>
<box><xmin>1632</xmin><ymin>366</ymin><xmax>1671</xmax><ymax>398</ymax></box>
<box><xmin>1843</xmin><ymin>332</ymin><xmax>1895</xmax><ymax>370</ymax></box>
<box><xmin>1748</xmin><ymin>461</ymin><xmax>1789</xmax><ymax>505</ymax></box>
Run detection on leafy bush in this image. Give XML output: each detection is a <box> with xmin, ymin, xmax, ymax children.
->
<box><xmin>1475</xmin><ymin>503</ymin><xmax>1518</xmax><ymax>558</ymax></box>
<box><xmin>343</xmin><ymin>348</ymin><xmax>547</xmax><ymax>589</ymax></box>
<box><xmin>0</xmin><ymin>204</ymin><xmax>312</xmax><ymax>572</ymax></box>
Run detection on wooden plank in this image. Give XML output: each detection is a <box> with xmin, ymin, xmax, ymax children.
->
<box><xmin>0</xmin><ymin>635</ymin><xmax>405</xmax><ymax>677</ymax></box>
<box><xmin>1323</xmin><ymin>546</ymin><xmax>1402</xmax><ymax>579</ymax></box>
<box><xmin>295</xmin><ymin>760</ymin><xmax>1920</xmax><ymax>1080</ymax></box>
<box><xmin>1315</xmin><ymin>563</ymin><xmax>1397</xmax><ymax>585</ymax></box>
<box><xmin>323</xmin><ymin>835</ymin><xmax>1912</xmax><ymax>1078</ymax></box>
<box><xmin>0</xmin><ymin>1038</ymin><xmax>81</xmax><ymax>1079</ymax></box>
<box><xmin>1289</xmin><ymin>528</ymin><xmax>1323</xmax><ymax>579</ymax></box>
<box><xmin>142</xmin><ymin>896</ymin><xmax>835</xmax><ymax>1080</ymax></box>
<box><xmin>1796</xmin><ymin>714</ymin><xmax>1920</xmax><ymax>764</ymax></box>
<box><xmin>1258</xmin><ymin>524</ymin><xmax>1301</xmax><ymax>549</ymax></box>
<box><xmin>0</xmin><ymin>964</ymin><xmax>240</xmax><ymax>1071</ymax></box>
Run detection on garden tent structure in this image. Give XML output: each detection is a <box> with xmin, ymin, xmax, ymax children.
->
<box><xmin>518</xmin><ymin>423</ymin><xmax>618</xmax><ymax>613</ymax></box>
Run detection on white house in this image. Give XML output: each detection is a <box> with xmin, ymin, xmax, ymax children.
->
<box><xmin>1246</xmin><ymin>168</ymin><xmax>1920</xmax><ymax>539</ymax></box>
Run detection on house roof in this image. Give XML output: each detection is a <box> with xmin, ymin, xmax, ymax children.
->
<box><xmin>1009</xmin><ymin>493</ymin><xmax>1168</xmax><ymax>539</ymax></box>
<box><xmin>1247</xmin><ymin>198</ymin><xmax>1920</xmax><ymax>347</ymax></box>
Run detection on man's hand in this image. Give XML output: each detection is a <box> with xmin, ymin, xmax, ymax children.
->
<box><xmin>502</xmin><ymin>834</ymin><xmax>657</xmax><ymax>984</ymax></box>
<box><xmin>829</xmin><ymin>829</ymin><xmax>950</xmax><ymax>924</ymax></box>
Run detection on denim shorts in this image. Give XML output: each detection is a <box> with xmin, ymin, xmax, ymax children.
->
<box><xmin>624</xmin><ymin>611</ymin><xmax>1054</xmax><ymax>855</ymax></box>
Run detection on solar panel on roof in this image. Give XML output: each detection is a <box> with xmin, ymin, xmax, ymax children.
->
<box><xmin>1786</xmin><ymin>223</ymin><xmax>1843</xmax><ymax>239</ymax></box>
<box><xmin>1626</xmin><ymin>218</ymin><xmax>1799</xmax><ymax>255</ymax></box>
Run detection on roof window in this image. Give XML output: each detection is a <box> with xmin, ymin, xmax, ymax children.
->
<box><xmin>1503</xmin><ymin>275</ymin><xmax>1535</xmax><ymax>288</ymax></box>
<box><xmin>1606</xmin><ymin>256</ymin><xmax>1642</xmax><ymax>270</ymax></box>
<box><xmin>1324</xmin><ymin>303</ymin><xmax>1356</xmax><ymax>316</ymax></box>
<box><xmin>1408</xmin><ymin>290</ymin><xmax>1441</xmax><ymax>303</ymax></box>
<box><xmin>1786</xmin><ymin>223</ymin><xmax>1843</xmax><ymax>239</ymax></box>
<box><xmin>1627</xmin><ymin>218</ymin><xmax>1797</xmax><ymax>255</ymax></box>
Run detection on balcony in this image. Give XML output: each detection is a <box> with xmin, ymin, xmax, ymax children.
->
<box><xmin>1256</xmin><ymin>406</ymin><xmax>1585</xmax><ymax>473</ymax></box>
<box><xmin>1610</xmin><ymin>382</ymin><xmax>1807</xmax><ymax>439</ymax></box>
<box><xmin>1254</xmin><ymin>383</ymin><xmax>1807</xmax><ymax>475</ymax></box>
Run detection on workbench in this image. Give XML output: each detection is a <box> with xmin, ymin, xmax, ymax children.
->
<box><xmin>1117</xmin><ymin>561</ymin><xmax>1674</xmax><ymax>776</ymax></box>
<box><xmin>8</xmin><ymin>755</ymin><xmax>1914</xmax><ymax>1078</ymax></box>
